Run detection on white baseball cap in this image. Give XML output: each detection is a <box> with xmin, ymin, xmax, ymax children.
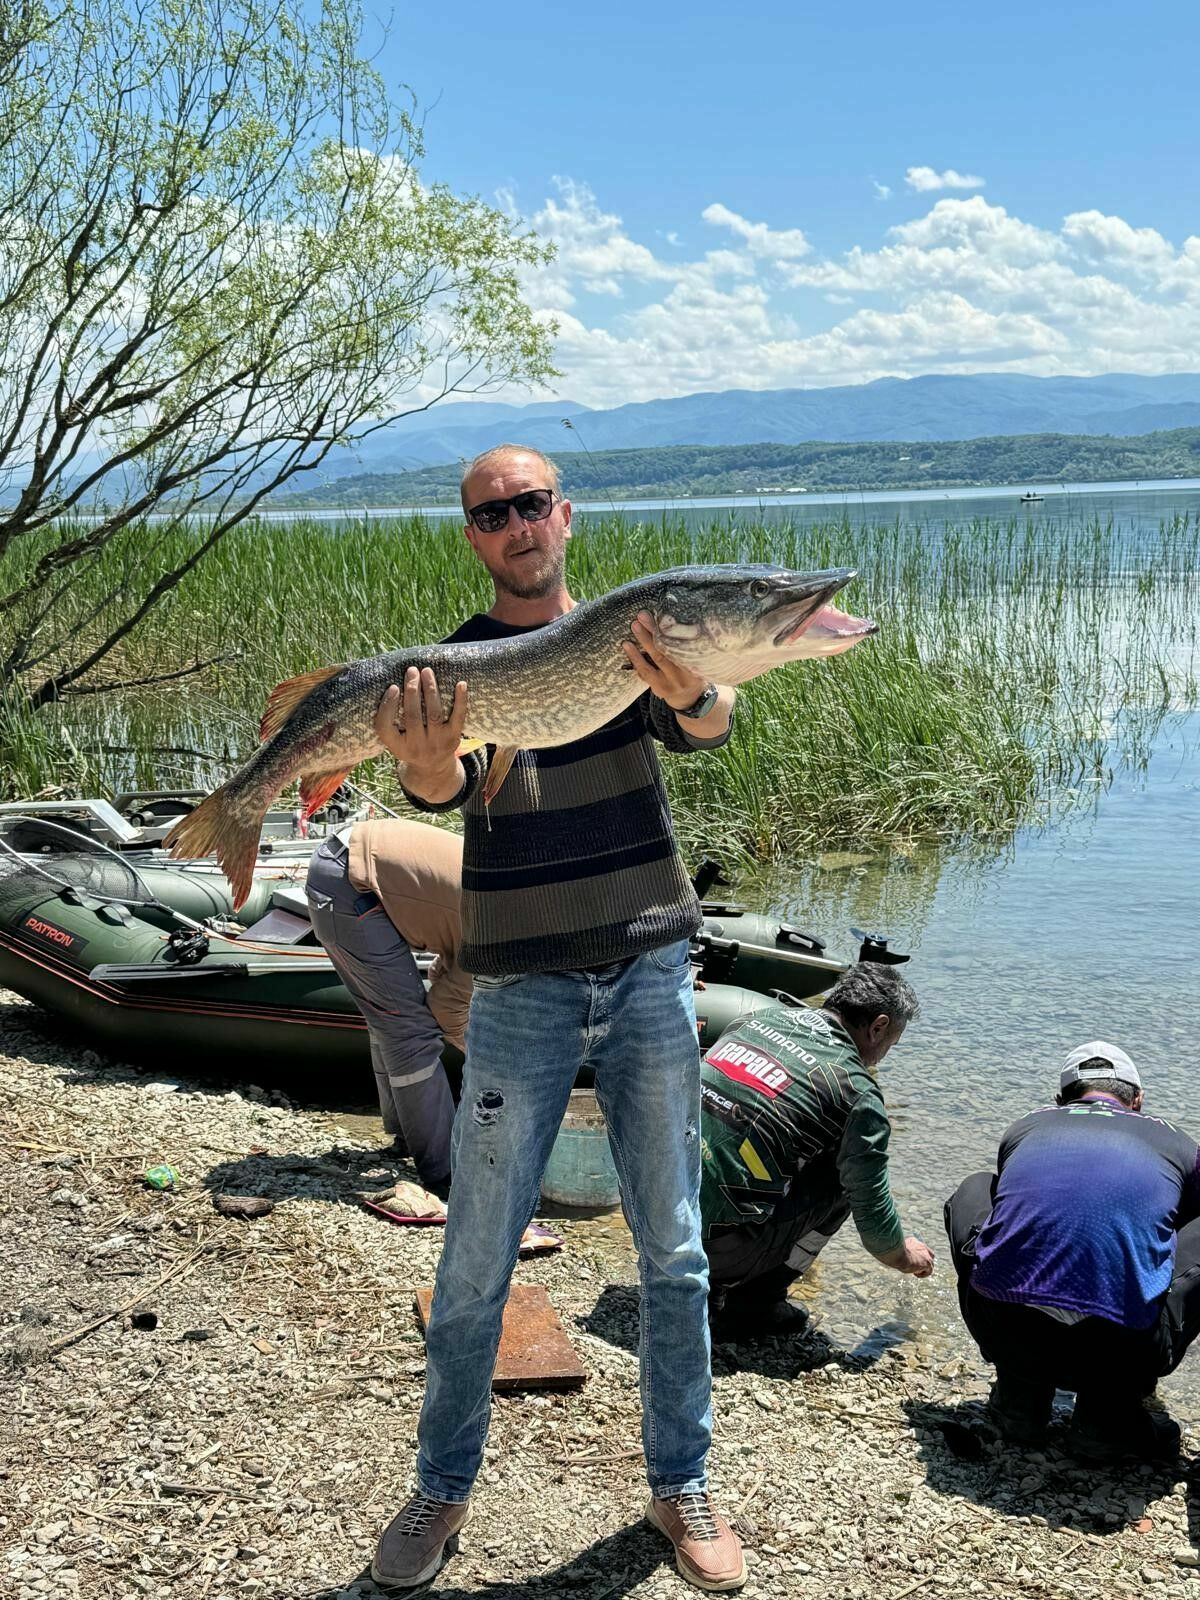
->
<box><xmin>1059</xmin><ymin>1040</ymin><xmax>1141</xmax><ymax>1091</ymax></box>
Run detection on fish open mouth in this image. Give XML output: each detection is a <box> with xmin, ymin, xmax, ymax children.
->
<box><xmin>800</xmin><ymin>603</ymin><xmax>880</xmax><ymax>650</ymax></box>
<box><xmin>770</xmin><ymin>572</ymin><xmax>859</xmax><ymax>647</ymax></box>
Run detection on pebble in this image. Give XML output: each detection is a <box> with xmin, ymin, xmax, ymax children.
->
<box><xmin>213</xmin><ymin>1194</ymin><xmax>274</xmax><ymax>1220</ymax></box>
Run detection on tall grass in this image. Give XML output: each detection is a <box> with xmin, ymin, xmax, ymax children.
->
<box><xmin>3</xmin><ymin>510</ymin><xmax>1198</xmax><ymax>866</ymax></box>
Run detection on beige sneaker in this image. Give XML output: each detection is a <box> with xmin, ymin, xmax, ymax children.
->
<box><xmin>370</xmin><ymin>1491</ymin><xmax>471</xmax><ymax>1589</ymax></box>
<box><xmin>646</xmin><ymin>1493</ymin><xmax>747</xmax><ymax>1592</ymax></box>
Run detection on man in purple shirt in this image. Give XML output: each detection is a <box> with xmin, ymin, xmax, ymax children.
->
<box><xmin>945</xmin><ymin>1042</ymin><xmax>1200</xmax><ymax>1460</ymax></box>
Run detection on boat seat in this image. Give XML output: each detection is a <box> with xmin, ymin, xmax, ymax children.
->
<box><xmin>269</xmin><ymin>882</ymin><xmax>312</xmax><ymax>921</ymax></box>
<box><xmin>236</xmin><ymin>907</ymin><xmax>314</xmax><ymax>945</ymax></box>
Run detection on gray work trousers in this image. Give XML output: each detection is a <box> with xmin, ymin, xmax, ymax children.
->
<box><xmin>705</xmin><ymin>1191</ymin><xmax>852</xmax><ymax>1297</ymax></box>
<box><xmin>306</xmin><ymin>835</ymin><xmax>455</xmax><ymax>1187</ymax></box>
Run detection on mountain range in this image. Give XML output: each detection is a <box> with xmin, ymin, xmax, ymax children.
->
<box><xmin>324</xmin><ymin>372</ymin><xmax>1200</xmax><ymax>481</ymax></box>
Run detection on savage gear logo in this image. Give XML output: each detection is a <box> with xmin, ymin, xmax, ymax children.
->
<box><xmin>706</xmin><ymin>1040</ymin><xmax>793</xmax><ymax>1098</ymax></box>
<box><xmin>20</xmin><ymin>913</ymin><xmax>85</xmax><ymax>956</ymax></box>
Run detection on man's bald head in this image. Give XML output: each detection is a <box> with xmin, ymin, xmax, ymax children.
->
<box><xmin>460</xmin><ymin>444</ymin><xmax>561</xmax><ymax>512</ymax></box>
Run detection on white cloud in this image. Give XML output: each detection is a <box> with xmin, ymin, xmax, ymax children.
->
<box><xmin>1061</xmin><ymin>209</ymin><xmax>1179</xmax><ymax>279</ymax></box>
<box><xmin>905</xmin><ymin>165</ymin><xmax>986</xmax><ymax>192</ymax></box>
<box><xmin>872</xmin><ymin>180</ymin><xmax>892</xmax><ymax>201</ymax></box>
<box><xmin>493</xmin><ymin>178</ymin><xmax>1200</xmax><ymax>409</ymax></box>
<box><xmin>889</xmin><ymin>197</ymin><xmax>1055</xmax><ymax>259</ymax></box>
<box><xmin>523</xmin><ymin>179</ymin><xmax>684</xmax><ymax>309</ymax></box>
<box><xmin>701</xmin><ymin>203</ymin><xmax>812</xmax><ymax>260</ymax></box>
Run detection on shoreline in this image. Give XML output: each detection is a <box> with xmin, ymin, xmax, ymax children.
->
<box><xmin>260</xmin><ymin>475</ymin><xmax>1200</xmax><ymax>518</ymax></box>
<box><xmin>4</xmin><ymin>988</ymin><xmax>1200</xmax><ymax>1600</ymax></box>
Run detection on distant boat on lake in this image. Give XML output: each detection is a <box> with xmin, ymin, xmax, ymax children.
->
<box><xmin>1019</xmin><ymin>492</ymin><xmax>1045</xmax><ymax>503</ymax></box>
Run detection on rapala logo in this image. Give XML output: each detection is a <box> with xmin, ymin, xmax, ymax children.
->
<box><xmin>20</xmin><ymin>913</ymin><xmax>84</xmax><ymax>955</ymax></box>
<box><xmin>707</xmin><ymin>1041</ymin><xmax>793</xmax><ymax>1098</ymax></box>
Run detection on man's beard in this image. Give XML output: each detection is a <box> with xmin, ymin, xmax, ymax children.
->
<box><xmin>492</xmin><ymin>548</ymin><xmax>566</xmax><ymax>601</ymax></box>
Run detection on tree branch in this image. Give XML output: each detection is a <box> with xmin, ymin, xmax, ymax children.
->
<box><xmin>50</xmin><ymin>654</ymin><xmax>243</xmax><ymax>698</ymax></box>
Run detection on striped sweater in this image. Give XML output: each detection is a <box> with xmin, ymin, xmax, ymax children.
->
<box><xmin>401</xmin><ymin>611</ymin><xmax>732</xmax><ymax>975</ymax></box>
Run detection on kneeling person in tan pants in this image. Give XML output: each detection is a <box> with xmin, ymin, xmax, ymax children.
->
<box><xmin>305</xmin><ymin>818</ymin><xmax>470</xmax><ymax>1193</ymax></box>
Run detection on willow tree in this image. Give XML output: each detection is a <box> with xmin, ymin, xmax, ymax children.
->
<box><xmin>0</xmin><ymin>0</ymin><xmax>555</xmax><ymax>708</ymax></box>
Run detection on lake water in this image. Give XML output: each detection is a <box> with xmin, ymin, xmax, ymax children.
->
<box><xmin>733</xmin><ymin>705</ymin><xmax>1200</xmax><ymax>1415</ymax></box>
<box><xmin>263</xmin><ymin>476</ymin><xmax>1200</xmax><ymax>540</ymax></box>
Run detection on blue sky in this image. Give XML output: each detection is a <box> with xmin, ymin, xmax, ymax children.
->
<box><xmin>366</xmin><ymin>0</ymin><xmax>1199</xmax><ymax>407</ymax></box>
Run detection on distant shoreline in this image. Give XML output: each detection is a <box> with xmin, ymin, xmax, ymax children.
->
<box><xmin>258</xmin><ymin>473</ymin><xmax>1200</xmax><ymax>519</ymax></box>
<box><xmin>264</xmin><ymin>424</ymin><xmax>1200</xmax><ymax>511</ymax></box>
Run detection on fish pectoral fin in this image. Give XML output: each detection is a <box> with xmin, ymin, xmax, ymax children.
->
<box><xmin>299</xmin><ymin>768</ymin><xmax>352</xmax><ymax>819</ymax></box>
<box><xmin>482</xmin><ymin>745</ymin><xmax>521</xmax><ymax>806</ymax></box>
<box><xmin>456</xmin><ymin>738</ymin><xmax>485</xmax><ymax>755</ymax></box>
<box><xmin>259</xmin><ymin>663</ymin><xmax>347</xmax><ymax>741</ymax></box>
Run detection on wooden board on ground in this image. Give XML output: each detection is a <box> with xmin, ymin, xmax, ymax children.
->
<box><xmin>413</xmin><ymin>1284</ymin><xmax>587</xmax><ymax>1392</ymax></box>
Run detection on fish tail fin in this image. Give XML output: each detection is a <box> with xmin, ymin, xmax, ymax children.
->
<box><xmin>299</xmin><ymin>768</ymin><xmax>352</xmax><ymax>819</ymax></box>
<box><xmin>260</xmin><ymin>663</ymin><xmax>346</xmax><ymax>742</ymax></box>
<box><xmin>163</xmin><ymin>785</ymin><xmax>265</xmax><ymax>909</ymax></box>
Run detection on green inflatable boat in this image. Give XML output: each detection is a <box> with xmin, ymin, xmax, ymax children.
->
<box><xmin>0</xmin><ymin>814</ymin><xmax>886</xmax><ymax>1094</ymax></box>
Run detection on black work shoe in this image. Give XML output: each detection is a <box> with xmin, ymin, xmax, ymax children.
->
<box><xmin>711</xmin><ymin>1296</ymin><xmax>810</xmax><ymax>1342</ymax></box>
<box><xmin>1070</xmin><ymin>1398</ymin><xmax>1181</xmax><ymax>1463</ymax></box>
<box><xmin>986</xmin><ymin>1376</ymin><xmax>1054</xmax><ymax>1446</ymax></box>
<box><xmin>371</xmin><ymin>1491</ymin><xmax>470</xmax><ymax>1589</ymax></box>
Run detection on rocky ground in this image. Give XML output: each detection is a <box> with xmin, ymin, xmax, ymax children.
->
<box><xmin>5</xmin><ymin>987</ymin><xmax>1200</xmax><ymax>1600</ymax></box>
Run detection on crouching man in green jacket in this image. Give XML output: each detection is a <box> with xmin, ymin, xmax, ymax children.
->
<box><xmin>701</xmin><ymin>962</ymin><xmax>934</xmax><ymax>1340</ymax></box>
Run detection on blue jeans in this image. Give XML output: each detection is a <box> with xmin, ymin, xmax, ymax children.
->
<box><xmin>416</xmin><ymin>940</ymin><xmax>711</xmax><ymax>1502</ymax></box>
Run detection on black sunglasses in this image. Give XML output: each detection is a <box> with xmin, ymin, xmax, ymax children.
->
<box><xmin>466</xmin><ymin>488</ymin><xmax>558</xmax><ymax>534</ymax></box>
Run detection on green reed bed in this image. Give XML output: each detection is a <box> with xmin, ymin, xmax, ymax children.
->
<box><xmin>2</xmin><ymin>511</ymin><xmax>1199</xmax><ymax>866</ymax></box>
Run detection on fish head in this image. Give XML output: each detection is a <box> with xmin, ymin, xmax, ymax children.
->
<box><xmin>638</xmin><ymin>565</ymin><xmax>877</xmax><ymax>685</ymax></box>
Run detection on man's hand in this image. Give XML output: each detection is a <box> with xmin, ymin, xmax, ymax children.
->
<box><xmin>621</xmin><ymin>612</ymin><xmax>710</xmax><ymax>710</ymax></box>
<box><xmin>877</xmin><ymin>1237</ymin><xmax>936</xmax><ymax>1278</ymax></box>
<box><xmin>375</xmin><ymin>669</ymin><xmax>469</xmax><ymax>804</ymax></box>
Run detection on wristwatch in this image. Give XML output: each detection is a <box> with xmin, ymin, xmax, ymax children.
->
<box><xmin>676</xmin><ymin>682</ymin><xmax>720</xmax><ymax>720</ymax></box>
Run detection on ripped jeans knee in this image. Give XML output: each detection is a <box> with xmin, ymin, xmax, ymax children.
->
<box><xmin>471</xmin><ymin>1088</ymin><xmax>505</xmax><ymax>1127</ymax></box>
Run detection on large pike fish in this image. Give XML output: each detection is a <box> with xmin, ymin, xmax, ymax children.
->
<box><xmin>165</xmin><ymin>564</ymin><xmax>876</xmax><ymax>905</ymax></box>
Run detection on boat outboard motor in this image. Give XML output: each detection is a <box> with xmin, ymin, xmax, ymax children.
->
<box><xmin>851</xmin><ymin>927</ymin><xmax>911</xmax><ymax>966</ymax></box>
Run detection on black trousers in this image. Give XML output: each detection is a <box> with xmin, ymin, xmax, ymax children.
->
<box><xmin>705</xmin><ymin>1191</ymin><xmax>852</xmax><ymax>1305</ymax></box>
<box><xmin>944</xmin><ymin>1171</ymin><xmax>1200</xmax><ymax>1397</ymax></box>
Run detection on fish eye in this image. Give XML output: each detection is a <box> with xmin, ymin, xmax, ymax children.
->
<box><xmin>749</xmin><ymin>579</ymin><xmax>772</xmax><ymax>599</ymax></box>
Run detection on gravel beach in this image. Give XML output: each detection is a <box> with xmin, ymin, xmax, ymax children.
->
<box><xmin>4</xmin><ymin>986</ymin><xmax>1200</xmax><ymax>1600</ymax></box>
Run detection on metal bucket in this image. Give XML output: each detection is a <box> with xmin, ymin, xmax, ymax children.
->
<box><xmin>541</xmin><ymin>1088</ymin><xmax>621</xmax><ymax>1210</ymax></box>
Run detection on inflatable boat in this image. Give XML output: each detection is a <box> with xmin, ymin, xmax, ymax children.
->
<box><xmin>0</xmin><ymin>804</ymin><xmax>904</xmax><ymax>1093</ymax></box>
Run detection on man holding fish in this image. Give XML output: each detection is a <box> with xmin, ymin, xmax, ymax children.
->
<box><xmin>367</xmin><ymin>447</ymin><xmax>872</xmax><ymax>1593</ymax></box>
<box><xmin>370</xmin><ymin>445</ymin><xmax>748</xmax><ymax>1593</ymax></box>
<box><xmin>164</xmin><ymin>444</ymin><xmax>878</xmax><ymax>1591</ymax></box>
